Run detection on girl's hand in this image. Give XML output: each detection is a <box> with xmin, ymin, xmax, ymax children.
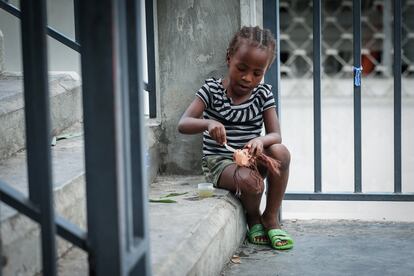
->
<box><xmin>208</xmin><ymin>120</ymin><xmax>227</xmax><ymax>145</ymax></box>
<box><xmin>245</xmin><ymin>138</ymin><xmax>264</xmax><ymax>156</ymax></box>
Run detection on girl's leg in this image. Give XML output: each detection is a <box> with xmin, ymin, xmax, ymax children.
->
<box><xmin>218</xmin><ymin>164</ymin><xmax>264</xmax><ymax>228</ymax></box>
<box><xmin>261</xmin><ymin>144</ymin><xmax>291</xmax><ymax>230</ymax></box>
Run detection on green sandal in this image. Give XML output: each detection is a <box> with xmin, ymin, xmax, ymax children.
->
<box><xmin>268</xmin><ymin>229</ymin><xmax>294</xmax><ymax>250</ymax></box>
<box><xmin>247</xmin><ymin>224</ymin><xmax>269</xmax><ymax>245</ymax></box>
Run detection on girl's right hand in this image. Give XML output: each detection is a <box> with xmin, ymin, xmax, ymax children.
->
<box><xmin>207</xmin><ymin>120</ymin><xmax>227</xmax><ymax>145</ymax></box>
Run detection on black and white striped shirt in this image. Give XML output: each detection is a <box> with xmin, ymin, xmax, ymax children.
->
<box><xmin>196</xmin><ymin>78</ymin><xmax>276</xmax><ymax>156</ymax></box>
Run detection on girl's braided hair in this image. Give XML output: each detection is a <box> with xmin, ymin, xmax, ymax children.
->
<box><xmin>227</xmin><ymin>26</ymin><xmax>277</xmax><ymax>65</ymax></box>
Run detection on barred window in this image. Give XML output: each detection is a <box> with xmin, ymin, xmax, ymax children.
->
<box><xmin>279</xmin><ymin>0</ymin><xmax>414</xmax><ymax>78</ymax></box>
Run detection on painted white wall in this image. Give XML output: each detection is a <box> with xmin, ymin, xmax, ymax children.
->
<box><xmin>0</xmin><ymin>0</ymin><xmax>80</xmax><ymax>73</ymax></box>
<box><xmin>260</xmin><ymin>78</ymin><xmax>414</xmax><ymax>221</ymax></box>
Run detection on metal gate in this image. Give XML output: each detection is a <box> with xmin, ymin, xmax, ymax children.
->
<box><xmin>0</xmin><ymin>0</ymin><xmax>154</xmax><ymax>275</ymax></box>
<box><xmin>263</xmin><ymin>0</ymin><xmax>414</xmax><ymax>202</ymax></box>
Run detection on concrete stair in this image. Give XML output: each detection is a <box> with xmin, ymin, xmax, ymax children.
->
<box><xmin>0</xmin><ymin>53</ymin><xmax>245</xmax><ymax>276</ymax></box>
<box><xmin>1</xmin><ymin>137</ymin><xmax>246</xmax><ymax>275</ymax></box>
<box><xmin>55</xmin><ymin>175</ymin><xmax>247</xmax><ymax>276</ymax></box>
<box><xmin>0</xmin><ymin>72</ymin><xmax>82</xmax><ymax>160</ymax></box>
<box><xmin>0</xmin><ymin>67</ymin><xmax>85</xmax><ymax>275</ymax></box>
<box><xmin>0</xmin><ymin>126</ymin><xmax>86</xmax><ymax>276</ymax></box>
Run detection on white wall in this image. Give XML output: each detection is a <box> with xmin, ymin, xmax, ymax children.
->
<box><xmin>0</xmin><ymin>0</ymin><xmax>80</xmax><ymax>73</ymax></box>
<box><xmin>265</xmin><ymin>78</ymin><xmax>414</xmax><ymax>221</ymax></box>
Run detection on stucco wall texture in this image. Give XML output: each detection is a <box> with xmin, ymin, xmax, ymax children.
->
<box><xmin>157</xmin><ymin>0</ymin><xmax>240</xmax><ymax>174</ymax></box>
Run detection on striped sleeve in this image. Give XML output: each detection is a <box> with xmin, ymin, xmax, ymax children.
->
<box><xmin>196</xmin><ymin>82</ymin><xmax>211</xmax><ymax>108</ymax></box>
<box><xmin>262</xmin><ymin>84</ymin><xmax>276</xmax><ymax>111</ymax></box>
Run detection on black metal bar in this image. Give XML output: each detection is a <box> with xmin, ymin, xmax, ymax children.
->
<box><xmin>393</xmin><ymin>0</ymin><xmax>402</xmax><ymax>193</ymax></box>
<box><xmin>47</xmin><ymin>26</ymin><xmax>81</xmax><ymax>52</ymax></box>
<box><xmin>127</xmin><ymin>239</ymin><xmax>148</xmax><ymax>274</ymax></box>
<box><xmin>73</xmin><ymin>0</ymin><xmax>80</xmax><ymax>43</ymax></box>
<box><xmin>55</xmin><ymin>216</ymin><xmax>88</xmax><ymax>251</ymax></box>
<box><xmin>126</xmin><ymin>0</ymin><xmax>151</xmax><ymax>274</ymax></box>
<box><xmin>0</xmin><ymin>180</ymin><xmax>40</xmax><ymax>223</ymax></box>
<box><xmin>0</xmin><ymin>0</ymin><xmax>20</xmax><ymax>17</ymax></box>
<box><xmin>79</xmin><ymin>0</ymin><xmax>128</xmax><ymax>274</ymax></box>
<box><xmin>145</xmin><ymin>0</ymin><xmax>157</xmax><ymax>118</ymax></box>
<box><xmin>313</xmin><ymin>0</ymin><xmax>322</xmax><ymax>193</ymax></box>
<box><xmin>353</xmin><ymin>0</ymin><xmax>362</xmax><ymax>193</ymax></box>
<box><xmin>144</xmin><ymin>81</ymin><xmax>149</xmax><ymax>92</ymax></box>
<box><xmin>285</xmin><ymin>192</ymin><xmax>414</xmax><ymax>201</ymax></box>
<box><xmin>0</xmin><ymin>180</ymin><xmax>89</xmax><ymax>251</ymax></box>
<box><xmin>263</xmin><ymin>0</ymin><xmax>281</xmax><ymax>113</ymax></box>
<box><xmin>0</xmin><ymin>1</ymin><xmax>81</xmax><ymax>53</ymax></box>
<box><xmin>20</xmin><ymin>0</ymin><xmax>56</xmax><ymax>274</ymax></box>
<box><xmin>117</xmin><ymin>0</ymin><xmax>134</xmax><ymax>256</ymax></box>
<box><xmin>263</xmin><ymin>0</ymin><xmax>281</xmax><ymax>222</ymax></box>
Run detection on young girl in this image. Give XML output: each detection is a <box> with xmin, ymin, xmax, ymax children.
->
<box><xmin>177</xmin><ymin>26</ymin><xmax>293</xmax><ymax>250</ymax></box>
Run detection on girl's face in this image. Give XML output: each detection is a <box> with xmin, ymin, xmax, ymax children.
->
<box><xmin>226</xmin><ymin>42</ymin><xmax>271</xmax><ymax>98</ymax></box>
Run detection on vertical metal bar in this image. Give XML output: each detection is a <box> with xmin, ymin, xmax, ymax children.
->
<box><xmin>145</xmin><ymin>0</ymin><xmax>157</xmax><ymax>118</ymax></box>
<box><xmin>263</xmin><ymin>0</ymin><xmax>281</xmax><ymax>113</ymax></box>
<box><xmin>353</xmin><ymin>0</ymin><xmax>362</xmax><ymax>193</ymax></box>
<box><xmin>79</xmin><ymin>0</ymin><xmax>125</xmax><ymax>275</ymax></box>
<box><xmin>73</xmin><ymin>0</ymin><xmax>80</xmax><ymax>43</ymax></box>
<box><xmin>20</xmin><ymin>0</ymin><xmax>56</xmax><ymax>274</ymax></box>
<box><xmin>393</xmin><ymin>0</ymin><xmax>402</xmax><ymax>193</ymax></box>
<box><xmin>117</xmin><ymin>0</ymin><xmax>134</xmax><ymax>259</ymax></box>
<box><xmin>1</xmin><ymin>203</ymin><xmax>2</xmax><ymax>276</ymax></box>
<box><xmin>126</xmin><ymin>0</ymin><xmax>151</xmax><ymax>273</ymax></box>
<box><xmin>263</xmin><ymin>0</ymin><xmax>281</xmax><ymax>221</ymax></box>
<box><xmin>383</xmin><ymin>0</ymin><xmax>392</xmax><ymax>77</ymax></box>
<box><xmin>313</xmin><ymin>0</ymin><xmax>322</xmax><ymax>193</ymax></box>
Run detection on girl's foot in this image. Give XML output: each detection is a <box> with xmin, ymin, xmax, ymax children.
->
<box><xmin>267</xmin><ymin>228</ymin><xmax>294</xmax><ymax>250</ymax></box>
<box><xmin>247</xmin><ymin>224</ymin><xmax>269</xmax><ymax>245</ymax></box>
<box><xmin>261</xmin><ymin>216</ymin><xmax>290</xmax><ymax>248</ymax></box>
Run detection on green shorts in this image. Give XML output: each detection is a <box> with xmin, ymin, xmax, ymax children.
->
<box><xmin>201</xmin><ymin>155</ymin><xmax>235</xmax><ymax>187</ymax></box>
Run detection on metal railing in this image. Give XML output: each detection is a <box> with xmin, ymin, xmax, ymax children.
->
<box><xmin>0</xmin><ymin>0</ymin><xmax>157</xmax><ymax>118</ymax></box>
<box><xmin>263</xmin><ymin>0</ymin><xmax>414</xmax><ymax>201</ymax></box>
<box><xmin>0</xmin><ymin>0</ymin><xmax>151</xmax><ymax>275</ymax></box>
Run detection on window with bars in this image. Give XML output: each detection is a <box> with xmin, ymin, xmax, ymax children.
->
<box><xmin>279</xmin><ymin>0</ymin><xmax>414</xmax><ymax>78</ymax></box>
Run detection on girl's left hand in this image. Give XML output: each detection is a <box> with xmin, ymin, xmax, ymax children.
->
<box><xmin>245</xmin><ymin>138</ymin><xmax>264</xmax><ymax>156</ymax></box>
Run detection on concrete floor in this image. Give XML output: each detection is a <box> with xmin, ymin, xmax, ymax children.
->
<box><xmin>221</xmin><ymin>220</ymin><xmax>414</xmax><ymax>276</ymax></box>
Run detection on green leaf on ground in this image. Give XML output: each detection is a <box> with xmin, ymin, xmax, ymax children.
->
<box><xmin>56</xmin><ymin>132</ymin><xmax>83</xmax><ymax>141</ymax></box>
<box><xmin>161</xmin><ymin>192</ymin><xmax>188</xmax><ymax>198</ymax></box>
<box><xmin>149</xmin><ymin>199</ymin><xmax>177</xmax><ymax>203</ymax></box>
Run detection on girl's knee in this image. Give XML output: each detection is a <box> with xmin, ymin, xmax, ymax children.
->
<box><xmin>268</xmin><ymin>144</ymin><xmax>291</xmax><ymax>170</ymax></box>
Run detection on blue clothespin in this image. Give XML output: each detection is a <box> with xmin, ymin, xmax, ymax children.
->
<box><xmin>353</xmin><ymin>66</ymin><xmax>363</xmax><ymax>87</ymax></box>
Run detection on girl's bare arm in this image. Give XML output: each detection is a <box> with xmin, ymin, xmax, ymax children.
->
<box><xmin>178</xmin><ymin>97</ymin><xmax>227</xmax><ymax>144</ymax></box>
<box><xmin>177</xmin><ymin>97</ymin><xmax>208</xmax><ymax>134</ymax></box>
<box><xmin>261</xmin><ymin>107</ymin><xmax>282</xmax><ymax>146</ymax></box>
<box><xmin>245</xmin><ymin>107</ymin><xmax>281</xmax><ymax>155</ymax></box>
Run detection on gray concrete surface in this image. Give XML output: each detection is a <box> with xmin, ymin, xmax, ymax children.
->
<box><xmin>157</xmin><ymin>0</ymin><xmax>240</xmax><ymax>174</ymax></box>
<box><xmin>222</xmin><ymin>220</ymin><xmax>414</xmax><ymax>276</ymax></box>
<box><xmin>0</xmin><ymin>129</ymin><xmax>86</xmax><ymax>276</ymax></box>
<box><xmin>0</xmin><ymin>72</ymin><xmax>82</xmax><ymax>160</ymax></box>
<box><xmin>55</xmin><ymin>175</ymin><xmax>247</xmax><ymax>276</ymax></box>
<box><xmin>150</xmin><ymin>176</ymin><xmax>246</xmax><ymax>276</ymax></box>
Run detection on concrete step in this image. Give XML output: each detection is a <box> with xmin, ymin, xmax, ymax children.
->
<box><xmin>0</xmin><ymin>127</ymin><xmax>86</xmax><ymax>276</ymax></box>
<box><xmin>149</xmin><ymin>176</ymin><xmax>245</xmax><ymax>276</ymax></box>
<box><xmin>1</xmin><ymin>119</ymin><xmax>245</xmax><ymax>275</ymax></box>
<box><xmin>57</xmin><ymin>175</ymin><xmax>246</xmax><ymax>276</ymax></box>
<box><xmin>0</xmin><ymin>72</ymin><xmax>82</xmax><ymax>160</ymax></box>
